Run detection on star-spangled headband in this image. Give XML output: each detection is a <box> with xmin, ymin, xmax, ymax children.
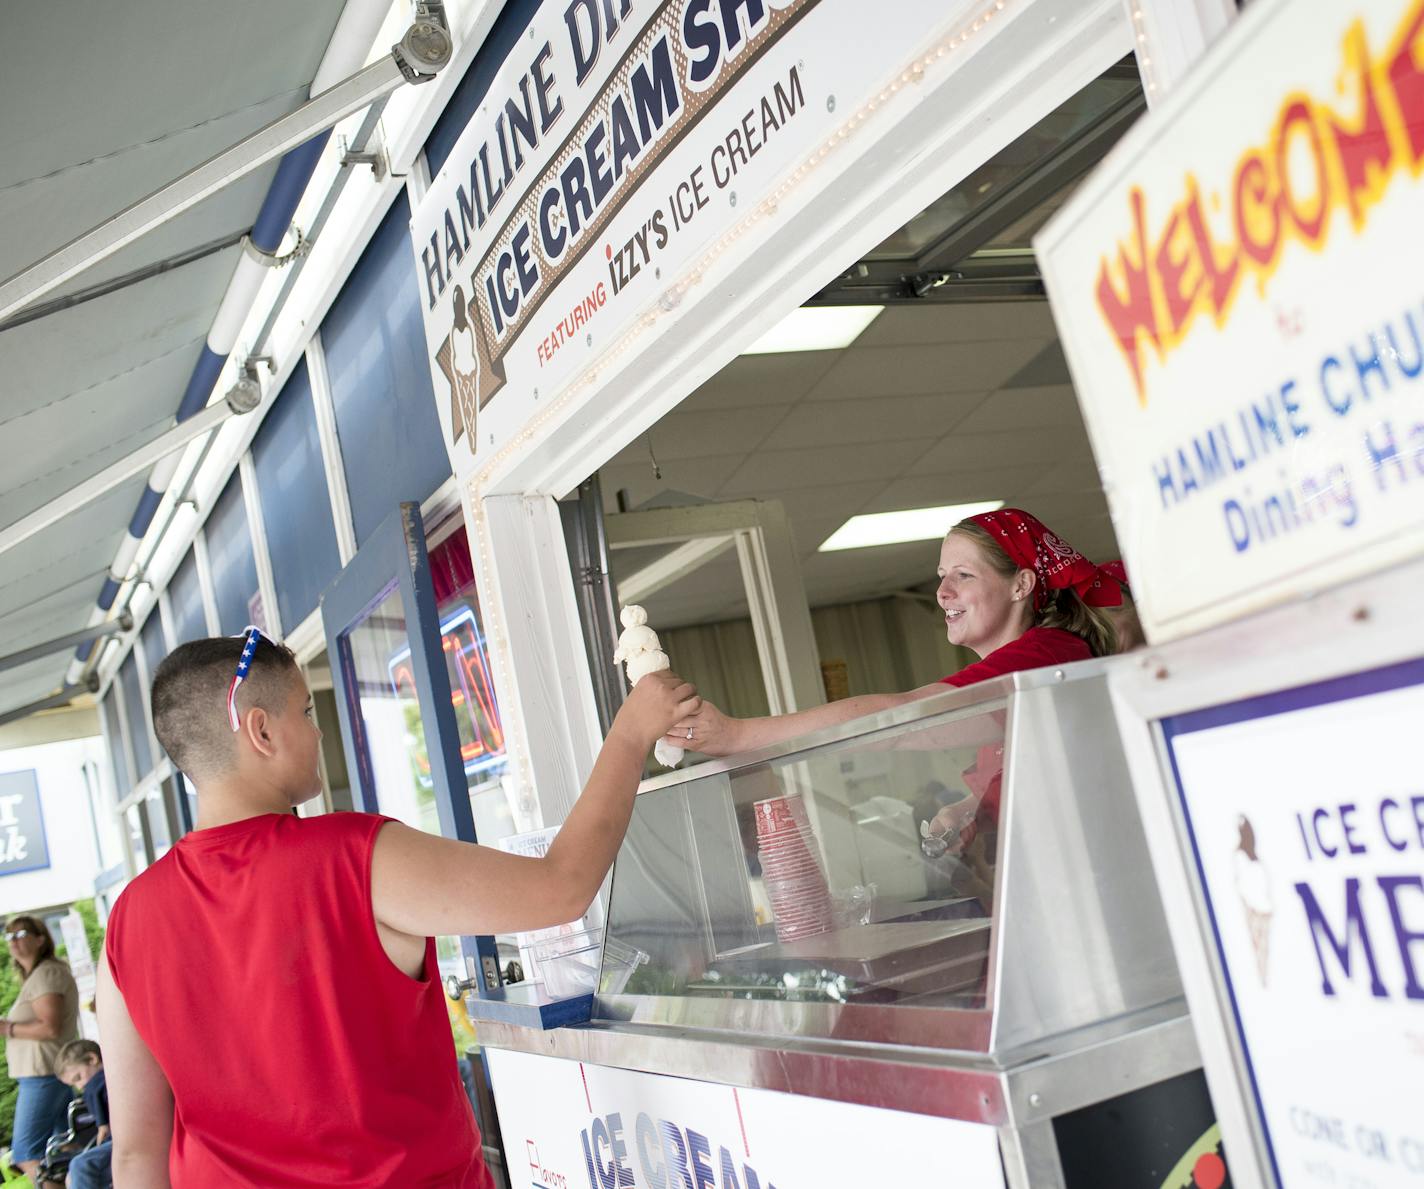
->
<box><xmin>227</xmin><ymin>626</ymin><xmax>262</xmax><ymax>732</ymax></box>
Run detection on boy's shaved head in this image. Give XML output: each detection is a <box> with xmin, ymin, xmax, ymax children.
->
<box><xmin>151</xmin><ymin>636</ymin><xmax>300</xmax><ymax>780</ymax></box>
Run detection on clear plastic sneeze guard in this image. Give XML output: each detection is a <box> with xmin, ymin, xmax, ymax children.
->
<box><xmin>593</xmin><ymin>662</ymin><xmax>1183</xmax><ymax>1055</ymax></box>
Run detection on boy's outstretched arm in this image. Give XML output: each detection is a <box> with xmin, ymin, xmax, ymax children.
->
<box><xmin>97</xmin><ymin>955</ymin><xmax>174</xmax><ymax>1188</ymax></box>
<box><xmin>371</xmin><ymin>670</ymin><xmax>698</xmax><ymax>939</ymax></box>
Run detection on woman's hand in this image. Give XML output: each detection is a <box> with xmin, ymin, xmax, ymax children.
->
<box><xmin>667</xmin><ymin>698</ymin><xmax>742</xmax><ymax>757</ymax></box>
<box><xmin>929</xmin><ymin>797</ymin><xmax>978</xmax><ymax>847</ymax></box>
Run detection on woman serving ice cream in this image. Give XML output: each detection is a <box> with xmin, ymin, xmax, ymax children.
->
<box><xmin>670</xmin><ymin>509</ymin><xmax>1119</xmax><ymax>829</ymax></box>
<box><xmin>671</xmin><ymin>509</ymin><xmax>1119</xmax><ymax>864</ymax></box>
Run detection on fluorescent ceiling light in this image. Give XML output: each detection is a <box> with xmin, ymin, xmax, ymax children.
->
<box><xmin>741</xmin><ymin>305</ymin><xmax>883</xmax><ymax>354</ymax></box>
<box><xmin>818</xmin><ymin>500</ymin><xmax>1005</xmax><ymax>552</ymax></box>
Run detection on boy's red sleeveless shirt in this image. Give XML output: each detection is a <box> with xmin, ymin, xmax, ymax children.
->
<box><xmin>105</xmin><ymin>811</ymin><xmax>493</xmax><ymax>1188</ymax></box>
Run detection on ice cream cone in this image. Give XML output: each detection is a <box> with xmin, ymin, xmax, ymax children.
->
<box><xmin>1243</xmin><ymin>905</ymin><xmax>1271</xmax><ymax>984</ymax></box>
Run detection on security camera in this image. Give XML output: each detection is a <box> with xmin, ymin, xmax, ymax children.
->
<box><xmin>395</xmin><ymin>2</ymin><xmax>452</xmax><ymax>82</ymax></box>
<box><xmin>225</xmin><ymin>373</ymin><xmax>262</xmax><ymax>414</ymax></box>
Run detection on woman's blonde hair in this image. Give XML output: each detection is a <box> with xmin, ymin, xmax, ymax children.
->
<box><xmin>949</xmin><ymin>521</ymin><xmax>1118</xmax><ymax>658</ymax></box>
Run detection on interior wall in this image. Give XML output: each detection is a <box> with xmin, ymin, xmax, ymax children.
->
<box><xmin>658</xmin><ymin>594</ymin><xmax>976</xmax><ymax>721</ymax></box>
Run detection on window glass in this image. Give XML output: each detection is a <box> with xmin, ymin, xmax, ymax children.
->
<box><xmin>205</xmin><ymin>475</ymin><xmax>261</xmax><ymax>635</ymax></box>
<box><xmin>250</xmin><ymin>359</ymin><xmax>342</xmax><ymax>630</ymax></box>
<box><xmin>101</xmin><ymin>690</ymin><xmax>132</xmax><ymax>794</ymax></box>
<box><xmin>117</xmin><ymin>652</ymin><xmax>152</xmax><ymax>779</ymax></box>
<box><xmin>323</xmin><ymin>194</ymin><xmax>451</xmax><ymax>545</ymax></box>
<box><xmin>169</xmin><ymin>547</ymin><xmax>209</xmax><ymax>644</ymax></box>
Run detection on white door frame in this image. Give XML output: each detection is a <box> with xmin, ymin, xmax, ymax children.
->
<box><xmin>463</xmin><ymin>0</ymin><xmax>1135</xmax><ymax>828</ymax></box>
<box><xmin>606</xmin><ymin>500</ymin><xmax>824</xmax><ymax>717</ymax></box>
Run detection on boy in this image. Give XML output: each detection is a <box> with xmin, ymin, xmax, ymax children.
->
<box><xmin>54</xmin><ymin>1040</ymin><xmax>110</xmax><ymax>1189</ymax></box>
<box><xmin>99</xmin><ymin>632</ymin><xmax>697</xmax><ymax>1187</ymax></box>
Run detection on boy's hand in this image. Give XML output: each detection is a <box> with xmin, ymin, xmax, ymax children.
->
<box><xmin>613</xmin><ymin>670</ymin><xmax>699</xmax><ymax>750</ymax></box>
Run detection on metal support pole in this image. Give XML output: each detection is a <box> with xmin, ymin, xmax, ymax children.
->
<box><xmin>559</xmin><ymin>476</ymin><xmax>625</xmax><ymax>736</ymax></box>
<box><xmin>0</xmin><ymin>14</ymin><xmax>451</xmax><ymax>323</ymax></box>
<box><xmin>0</xmin><ymin>675</ymin><xmax>101</xmax><ymax>728</ymax></box>
<box><xmin>0</xmin><ymin>397</ymin><xmax>238</xmax><ymax>560</ymax></box>
<box><xmin>0</xmin><ymin>612</ymin><xmax>134</xmax><ymax>675</ymax></box>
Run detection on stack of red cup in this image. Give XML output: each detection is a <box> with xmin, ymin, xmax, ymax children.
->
<box><xmin>754</xmin><ymin>793</ymin><xmax>833</xmax><ymax>943</ymax></box>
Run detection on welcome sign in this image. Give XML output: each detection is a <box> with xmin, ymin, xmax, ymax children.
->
<box><xmin>1037</xmin><ymin>0</ymin><xmax>1424</xmax><ymax>642</ymax></box>
<box><xmin>412</xmin><ymin>0</ymin><xmax>993</xmax><ymax>479</ymax></box>
<box><xmin>484</xmin><ymin>1046</ymin><xmax>1004</xmax><ymax>1189</ymax></box>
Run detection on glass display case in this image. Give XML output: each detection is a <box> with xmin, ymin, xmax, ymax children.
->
<box><xmin>471</xmin><ymin>661</ymin><xmax>1217</xmax><ymax>1189</ymax></box>
<box><xmin>592</xmin><ymin>661</ymin><xmax>1183</xmax><ymax>1054</ymax></box>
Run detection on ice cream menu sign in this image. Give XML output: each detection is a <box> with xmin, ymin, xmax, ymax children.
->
<box><xmin>1036</xmin><ymin>0</ymin><xmax>1424</xmax><ymax>644</ymax></box>
<box><xmin>1162</xmin><ymin>659</ymin><xmax>1424</xmax><ymax>1188</ymax></box>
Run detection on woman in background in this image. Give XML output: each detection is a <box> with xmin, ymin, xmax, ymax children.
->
<box><xmin>3</xmin><ymin>915</ymin><xmax>80</xmax><ymax>1184</ymax></box>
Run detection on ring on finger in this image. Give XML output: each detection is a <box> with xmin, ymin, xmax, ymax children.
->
<box><xmin>685</xmin><ymin>727</ymin><xmax>694</xmax><ymax>741</ymax></box>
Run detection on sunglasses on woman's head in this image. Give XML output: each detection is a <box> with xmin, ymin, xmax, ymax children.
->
<box><xmin>5</xmin><ymin>929</ymin><xmax>31</xmax><ymax>941</ymax></box>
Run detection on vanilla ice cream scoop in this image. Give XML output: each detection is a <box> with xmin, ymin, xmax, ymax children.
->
<box><xmin>614</xmin><ymin>605</ymin><xmax>683</xmax><ymax>768</ymax></box>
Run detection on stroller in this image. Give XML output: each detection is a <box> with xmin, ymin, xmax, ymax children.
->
<box><xmin>33</xmin><ymin>1097</ymin><xmax>99</xmax><ymax>1187</ymax></box>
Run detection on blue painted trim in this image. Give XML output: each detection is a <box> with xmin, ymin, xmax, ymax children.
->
<box><xmin>175</xmin><ymin>346</ymin><xmax>229</xmax><ymax>422</ymax></box>
<box><xmin>251</xmin><ymin>133</ymin><xmax>331</xmax><ymax>251</ymax></box>
<box><xmin>463</xmin><ymin>987</ymin><xmax>594</xmax><ymax>1030</ymax></box>
<box><xmin>423</xmin><ymin>0</ymin><xmax>540</xmax><ymax>175</ymax></box>
<box><xmin>128</xmin><ymin>486</ymin><xmax>164</xmax><ymax>537</ymax></box>
<box><xmin>75</xmin><ymin>639</ymin><xmax>95</xmax><ymax>663</ymax></box>
<box><xmin>96</xmin><ymin>577</ymin><xmax>122</xmax><ymax>611</ymax></box>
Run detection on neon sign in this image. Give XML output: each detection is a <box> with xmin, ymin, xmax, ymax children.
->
<box><xmin>388</xmin><ymin>603</ymin><xmax>507</xmax><ymax>787</ymax></box>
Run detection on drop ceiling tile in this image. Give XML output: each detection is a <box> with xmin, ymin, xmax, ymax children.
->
<box><xmin>719</xmin><ymin>440</ymin><xmax>929</xmax><ymax>495</ymax></box>
<box><xmin>1001</xmin><ymin>340</ymin><xmax>1072</xmax><ymax>389</ymax></box>
<box><xmin>684</xmin><ymin>351</ymin><xmax>840</xmax><ymax>410</ymax></box>
<box><xmin>949</xmin><ymin>384</ymin><xmax>1087</xmax><ymax>434</ymax></box>
<box><xmin>855</xmin><ymin>302</ymin><xmax>1059</xmax><ymax>347</ymax></box>
<box><xmin>802</xmin><ymin>539</ymin><xmax>944</xmax><ymax>584</ymax></box>
<box><xmin>789</xmin><ymin>513</ymin><xmax>859</xmax><ymax>555</ymax></box>
<box><xmin>606</xmin><ymin>406</ymin><xmax>789</xmax><ymax>466</ymax></box>
<box><xmin>1022</xmin><ymin>455</ymin><xmax>1105</xmax><ymax>496</ymax></box>
<box><xmin>597</xmin><ymin>454</ymin><xmax>744</xmax><ymax>510</ymax></box>
<box><xmin>907</xmin><ymin>428</ymin><xmax>1082</xmax><ymax>476</ymax></box>
<box><xmin>1024</xmin><ymin>490</ymin><xmax>1112</xmax><ymax>521</ymax></box>
<box><xmin>759</xmin><ymin>391</ymin><xmax>986</xmax><ymax>450</ymax></box>
<box><xmin>864</xmin><ymin>467</ymin><xmax>1048</xmax><ymax>514</ymax></box>
<box><xmin>776</xmin><ymin>493</ymin><xmax>889</xmax><ymax>546</ymax></box>
<box><xmin>805</xmin><ymin>339</ymin><xmax>1048</xmax><ymax>401</ymax></box>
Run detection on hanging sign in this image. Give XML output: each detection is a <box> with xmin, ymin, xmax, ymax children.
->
<box><xmin>0</xmin><ymin>769</ymin><xmax>50</xmax><ymax>876</ymax></box>
<box><xmin>1037</xmin><ymin>0</ymin><xmax>1424</xmax><ymax>643</ymax></box>
<box><xmin>1162</xmin><ymin>658</ymin><xmax>1424</xmax><ymax>1189</ymax></box>
<box><xmin>484</xmin><ymin>1046</ymin><xmax>1005</xmax><ymax>1188</ymax></box>
<box><xmin>411</xmin><ymin>0</ymin><xmax>990</xmax><ymax>480</ymax></box>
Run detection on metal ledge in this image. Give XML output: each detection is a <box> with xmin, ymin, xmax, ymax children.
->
<box><xmin>474</xmin><ymin>1000</ymin><xmax>1198</xmax><ymax>1127</ymax></box>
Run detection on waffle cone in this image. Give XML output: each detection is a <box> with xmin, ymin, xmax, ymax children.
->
<box><xmin>1244</xmin><ymin>906</ymin><xmax>1271</xmax><ymax>983</ymax></box>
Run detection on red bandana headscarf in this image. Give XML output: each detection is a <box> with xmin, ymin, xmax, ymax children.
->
<box><xmin>961</xmin><ymin>509</ymin><xmax>1121</xmax><ymax>611</ymax></box>
<box><xmin>1099</xmin><ymin>559</ymin><xmax>1130</xmax><ymax>598</ymax></box>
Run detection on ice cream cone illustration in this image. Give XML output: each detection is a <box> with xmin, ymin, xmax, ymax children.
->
<box><xmin>449</xmin><ymin>286</ymin><xmax>481</xmax><ymax>447</ymax></box>
<box><xmin>1233</xmin><ymin>815</ymin><xmax>1273</xmax><ymax>986</ymax></box>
